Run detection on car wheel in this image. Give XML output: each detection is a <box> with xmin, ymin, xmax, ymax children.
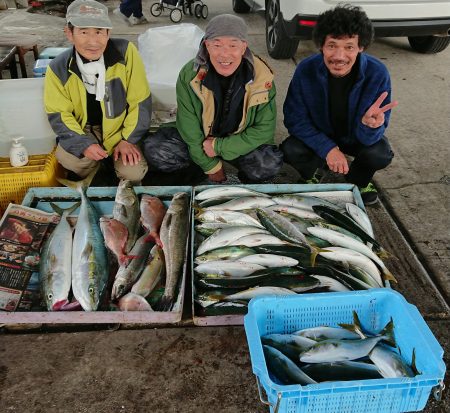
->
<box><xmin>266</xmin><ymin>0</ymin><xmax>299</xmax><ymax>59</ymax></box>
<box><xmin>408</xmin><ymin>35</ymin><xmax>450</xmax><ymax>54</ymax></box>
<box><xmin>232</xmin><ymin>0</ymin><xmax>251</xmax><ymax>13</ymax></box>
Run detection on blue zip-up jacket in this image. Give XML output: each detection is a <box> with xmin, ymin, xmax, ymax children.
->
<box><xmin>283</xmin><ymin>52</ymin><xmax>393</xmax><ymax>159</ymax></box>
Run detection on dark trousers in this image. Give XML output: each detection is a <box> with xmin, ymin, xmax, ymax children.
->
<box><xmin>120</xmin><ymin>0</ymin><xmax>143</xmax><ymax>17</ymax></box>
<box><xmin>281</xmin><ymin>135</ymin><xmax>394</xmax><ymax>188</ymax></box>
<box><xmin>143</xmin><ymin>127</ymin><xmax>283</xmax><ymax>184</ymax></box>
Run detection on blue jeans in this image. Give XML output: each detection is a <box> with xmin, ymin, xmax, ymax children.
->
<box><xmin>120</xmin><ymin>0</ymin><xmax>143</xmax><ymax>18</ymax></box>
<box><xmin>281</xmin><ymin>135</ymin><xmax>394</xmax><ymax>188</ymax></box>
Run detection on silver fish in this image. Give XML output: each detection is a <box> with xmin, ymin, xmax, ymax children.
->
<box><xmin>237</xmin><ymin>254</ymin><xmax>298</xmax><ymax>267</ymax></box>
<box><xmin>131</xmin><ymin>244</ymin><xmax>165</xmax><ymax>297</ymax></box>
<box><xmin>266</xmin><ymin>204</ymin><xmax>321</xmax><ymax>220</ymax></box>
<box><xmin>204</xmin><ymin>196</ymin><xmax>276</xmax><ymax>211</ymax></box>
<box><xmin>317</xmin><ymin>246</ymin><xmax>383</xmax><ymax>287</ymax></box>
<box><xmin>39</xmin><ymin>202</ymin><xmax>79</xmax><ymax>311</ymax></box>
<box><xmin>308</xmin><ymin>227</ymin><xmax>395</xmax><ymax>282</ymax></box>
<box><xmin>369</xmin><ymin>345</ymin><xmax>415</xmax><ymax>378</ymax></box>
<box><xmin>195</xmin><ymin>260</ymin><xmax>266</xmax><ymax>277</ymax></box>
<box><xmin>58</xmin><ymin>167</ymin><xmax>109</xmax><ymax>311</ymax></box>
<box><xmin>113</xmin><ymin>179</ymin><xmax>140</xmax><ymax>253</ymax></box>
<box><xmin>194</xmin><ymin>246</ymin><xmax>256</xmax><ymax>264</ymax></box>
<box><xmin>257</xmin><ymin>208</ymin><xmax>309</xmax><ymax>246</ymax></box>
<box><xmin>311</xmin><ymin>275</ymin><xmax>352</xmax><ymax>292</ymax></box>
<box><xmin>111</xmin><ymin>232</ymin><xmax>153</xmax><ymax>300</ymax></box>
<box><xmin>293</xmin><ymin>326</ymin><xmax>361</xmax><ymax>341</ymax></box>
<box><xmin>195</xmin><ymin>186</ymin><xmax>270</xmax><ymax>200</ymax></box>
<box><xmin>263</xmin><ymin>345</ymin><xmax>317</xmax><ymax>385</ymax></box>
<box><xmin>196</xmin><ymin>209</ymin><xmax>264</xmax><ymax>228</ymax></box>
<box><xmin>157</xmin><ymin>192</ymin><xmax>190</xmax><ymax>311</ymax></box>
<box><xmin>196</xmin><ymin>226</ymin><xmax>269</xmax><ymax>256</ymax></box>
<box><xmin>345</xmin><ymin>203</ymin><xmax>374</xmax><ymax>238</ymax></box>
<box><xmin>224</xmin><ymin>286</ymin><xmax>296</xmax><ymax>301</ymax></box>
<box><xmin>299</xmin><ymin>320</ymin><xmax>395</xmax><ymax>363</ymax></box>
<box><xmin>261</xmin><ymin>334</ymin><xmax>316</xmax><ymax>360</ymax></box>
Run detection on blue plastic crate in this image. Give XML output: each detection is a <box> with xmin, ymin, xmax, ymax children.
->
<box><xmin>244</xmin><ymin>289</ymin><xmax>446</xmax><ymax>413</ymax></box>
<box><xmin>38</xmin><ymin>47</ymin><xmax>70</xmax><ymax>60</ymax></box>
<box><xmin>33</xmin><ymin>59</ymin><xmax>52</xmax><ymax>77</ymax></box>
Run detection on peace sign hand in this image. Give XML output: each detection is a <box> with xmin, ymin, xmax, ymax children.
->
<box><xmin>362</xmin><ymin>91</ymin><xmax>398</xmax><ymax>129</ymax></box>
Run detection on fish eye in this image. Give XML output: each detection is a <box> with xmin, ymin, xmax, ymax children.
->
<box><xmin>88</xmin><ymin>287</ymin><xmax>94</xmax><ymax>294</ymax></box>
<box><xmin>48</xmin><ymin>293</ymin><xmax>53</xmax><ymax>299</ymax></box>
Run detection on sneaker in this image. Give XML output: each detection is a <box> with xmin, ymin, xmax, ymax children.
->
<box><xmin>130</xmin><ymin>16</ymin><xmax>149</xmax><ymax>25</ymax></box>
<box><xmin>113</xmin><ymin>8</ymin><xmax>132</xmax><ymax>26</ymax></box>
<box><xmin>359</xmin><ymin>182</ymin><xmax>379</xmax><ymax>206</ymax></box>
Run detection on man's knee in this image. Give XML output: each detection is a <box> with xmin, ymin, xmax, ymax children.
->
<box><xmin>115</xmin><ymin>160</ymin><xmax>148</xmax><ymax>184</ymax></box>
<box><xmin>55</xmin><ymin>144</ymin><xmax>97</xmax><ymax>178</ymax></box>
<box><xmin>280</xmin><ymin>136</ymin><xmax>314</xmax><ymax>162</ymax></box>
<box><xmin>359</xmin><ymin>138</ymin><xmax>394</xmax><ymax>170</ymax></box>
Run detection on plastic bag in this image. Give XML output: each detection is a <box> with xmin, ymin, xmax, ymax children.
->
<box><xmin>138</xmin><ymin>24</ymin><xmax>204</xmax><ymax>111</ymax></box>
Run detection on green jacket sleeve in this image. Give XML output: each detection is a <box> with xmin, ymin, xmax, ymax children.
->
<box><xmin>214</xmin><ymin>83</ymin><xmax>277</xmax><ymax>160</ymax></box>
<box><xmin>175</xmin><ymin>66</ymin><xmax>220</xmax><ymax>173</ymax></box>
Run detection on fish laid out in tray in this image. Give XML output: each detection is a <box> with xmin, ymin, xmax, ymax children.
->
<box><xmin>192</xmin><ymin>186</ymin><xmax>395</xmax><ymax>317</ymax></box>
<box><xmin>40</xmin><ymin>171</ymin><xmax>189</xmax><ymax>312</ymax></box>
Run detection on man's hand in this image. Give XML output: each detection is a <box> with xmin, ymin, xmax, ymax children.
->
<box><xmin>203</xmin><ymin>137</ymin><xmax>216</xmax><ymax>157</ymax></box>
<box><xmin>362</xmin><ymin>91</ymin><xmax>398</xmax><ymax>129</ymax></box>
<box><xmin>326</xmin><ymin>147</ymin><xmax>349</xmax><ymax>175</ymax></box>
<box><xmin>208</xmin><ymin>168</ymin><xmax>226</xmax><ymax>183</ymax></box>
<box><xmin>83</xmin><ymin>144</ymin><xmax>108</xmax><ymax>161</ymax></box>
<box><xmin>113</xmin><ymin>140</ymin><xmax>142</xmax><ymax>166</ymax></box>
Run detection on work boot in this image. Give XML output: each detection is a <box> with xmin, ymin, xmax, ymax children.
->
<box><xmin>113</xmin><ymin>8</ymin><xmax>132</xmax><ymax>26</ymax></box>
<box><xmin>359</xmin><ymin>182</ymin><xmax>379</xmax><ymax>206</ymax></box>
<box><xmin>131</xmin><ymin>16</ymin><xmax>149</xmax><ymax>25</ymax></box>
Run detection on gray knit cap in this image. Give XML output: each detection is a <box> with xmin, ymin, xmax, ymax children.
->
<box><xmin>204</xmin><ymin>14</ymin><xmax>248</xmax><ymax>41</ymax></box>
<box><xmin>194</xmin><ymin>14</ymin><xmax>252</xmax><ymax>69</ymax></box>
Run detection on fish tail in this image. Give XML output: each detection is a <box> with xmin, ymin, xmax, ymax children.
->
<box><xmin>411</xmin><ymin>348</ymin><xmax>420</xmax><ymax>376</ymax></box>
<box><xmin>381</xmin><ymin>317</ymin><xmax>396</xmax><ymax>347</ymax></box>
<box><xmin>376</xmin><ymin>247</ymin><xmax>394</xmax><ymax>260</ymax></box>
<box><xmin>57</xmin><ymin>164</ymin><xmax>100</xmax><ymax>192</ymax></box>
<box><xmin>50</xmin><ymin>201</ymin><xmax>81</xmax><ymax>217</ymax></box>
<box><xmin>382</xmin><ymin>267</ymin><xmax>398</xmax><ymax>283</ymax></box>
<box><xmin>155</xmin><ymin>295</ymin><xmax>174</xmax><ymax>312</ymax></box>
<box><xmin>338</xmin><ymin>311</ymin><xmax>366</xmax><ymax>338</ymax></box>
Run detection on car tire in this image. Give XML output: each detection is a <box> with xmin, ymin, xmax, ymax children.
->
<box><xmin>408</xmin><ymin>35</ymin><xmax>450</xmax><ymax>54</ymax></box>
<box><xmin>266</xmin><ymin>0</ymin><xmax>299</xmax><ymax>59</ymax></box>
<box><xmin>232</xmin><ymin>0</ymin><xmax>251</xmax><ymax>13</ymax></box>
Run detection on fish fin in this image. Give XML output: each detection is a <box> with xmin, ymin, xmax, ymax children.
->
<box><xmin>381</xmin><ymin>318</ymin><xmax>396</xmax><ymax>347</ymax></box>
<box><xmin>155</xmin><ymin>295</ymin><xmax>173</xmax><ymax>312</ymax></box>
<box><xmin>50</xmin><ymin>201</ymin><xmax>81</xmax><ymax>217</ymax></box>
<box><xmin>382</xmin><ymin>269</ymin><xmax>398</xmax><ymax>283</ymax></box>
<box><xmin>352</xmin><ymin>311</ymin><xmax>366</xmax><ymax>338</ymax></box>
<box><xmin>58</xmin><ymin>164</ymin><xmax>100</xmax><ymax>192</ymax></box>
<box><xmin>411</xmin><ymin>348</ymin><xmax>420</xmax><ymax>376</ymax></box>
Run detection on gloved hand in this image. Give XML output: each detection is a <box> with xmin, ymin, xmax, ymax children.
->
<box><xmin>208</xmin><ymin>168</ymin><xmax>226</xmax><ymax>183</ymax></box>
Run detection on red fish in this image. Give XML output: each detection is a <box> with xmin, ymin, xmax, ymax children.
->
<box><xmin>140</xmin><ymin>195</ymin><xmax>166</xmax><ymax>247</ymax></box>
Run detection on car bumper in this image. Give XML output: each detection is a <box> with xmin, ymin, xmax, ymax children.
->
<box><xmin>283</xmin><ymin>14</ymin><xmax>450</xmax><ymax>39</ymax></box>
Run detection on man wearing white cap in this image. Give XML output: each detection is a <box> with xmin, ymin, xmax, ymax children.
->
<box><xmin>44</xmin><ymin>0</ymin><xmax>151</xmax><ymax>184</ymax></box>
<box><xmin>143</xmin><ymin>14</ymin><xmax>283</xmax><ymax>184</ymax></box>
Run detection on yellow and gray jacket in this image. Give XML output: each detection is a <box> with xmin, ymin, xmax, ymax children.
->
<box><xmin>175</xmin><ymin>54</ymin><xmax>276</xmax><ymax>174</ymax></box>
<box><xmin>44</xmin><ymin>39</ymin><xmax>151</xmax><ymax>157</ymax></box>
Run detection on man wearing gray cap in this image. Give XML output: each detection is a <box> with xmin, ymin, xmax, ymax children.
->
<box><xmin>44</xmin><ymin>0</ymin><xmax>151</xmax><ymax>184</ymax></box>
<box><xmin>143</xmin><ymin>14</ymin><xmax>283</xmax><ymax>184</ymax></box>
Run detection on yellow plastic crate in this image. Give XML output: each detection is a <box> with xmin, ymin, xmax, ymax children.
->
<box><xmin>0</xmin><ymin>150</ymin><xmax>61</xmax><ymax>210</ymax></box>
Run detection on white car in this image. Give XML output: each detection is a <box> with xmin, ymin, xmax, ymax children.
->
<box><xmin>232</xmin><ymin>0</ymin><xmax>450</xmax><ymax>58</ymax></box>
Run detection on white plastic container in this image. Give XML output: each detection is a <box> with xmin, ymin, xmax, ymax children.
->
<box><xmin>0</xmin><ymin>78</ymin><xmax>56</xmax><ymax>156</ymax></box>
<box><xmin>9</xmin><ymin>137</ymin><xmax>28</xmax><ymax>167</ymax></box>
<box><xmin>138</xmin><ymin>24</ymin><xmax>204</xmax><ymax>111</ymax></box>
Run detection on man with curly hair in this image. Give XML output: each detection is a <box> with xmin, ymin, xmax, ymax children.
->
<box><xmin>282</xmin><ymin>4</ymin><xmax>398</xmax><ymax>205</ymax></box>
